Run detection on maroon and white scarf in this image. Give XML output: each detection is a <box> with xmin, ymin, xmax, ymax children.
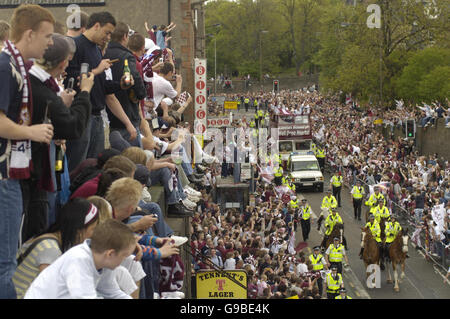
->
<box><xmin>2</xmin><ymin>40</ymin><xmax>34</xmax><ymax>179</ymax></box>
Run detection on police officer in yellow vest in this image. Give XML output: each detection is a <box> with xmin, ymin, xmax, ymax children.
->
<box><xmin>249</xmin><ymin>119</ymin><xmax>256</xmax><ymax>129</ymax></box>
<box><xmin>325</xmin><ymin>266</ymin><xmax>344</xmax><ymax>299</ymax></box>
<box><xmin>384</xmin><ymin>215</ymin><xmax>404</xmax><ymax>261</ymax></box>
<box><xmin>350</xmin><ymin>180</ymin><xmax>365</xmax><ymax>220</ymax></box>
<box><xmin>320</xmin><ymin>189</ymin><xmax>337</xmax><ymax>216</ymax></box>
<box><xmin>320</xmin><ymin>208</ymin><xmax>348</xmax><ymax>250</ymax></box>
<box><xmin>374</xmin><ymin>199</ymin><xmax>390</xmax><ymax>224</ymax></box>
<box><xmin>274</xmin><ymin>165</ymin><xmax>283</xmax><ymax>186</ymax></box>
<box><xmin>254</xmin><ymin>110</ymin><xmax>260</xmax><ymax>129</ymax></box>
<box><xmin>330</xmin><ymin>171</ymin><xmax>343</xmax><ymax>207</ymax></box>
<box><xmin>289</xmin><ymin>196</ymin><xmax>299</xmax><ymax>210</ymax></box>
<box><xmin>300</xmin><ymin>198</ymin><xmax>311</xmax><ymax>242</ymax></box>
<box><xmin>287</xmin><ymin>178</ymin><xmax>296</xmax><ymax>193</ymax></box>
<box><xmin>260</xmin><ymin>110</ymin><xmax>267</xmax><ymax>127</ymax></box>
<box><xmin>325</xmin><ymin>236</ymin><xmax>349</xmax><ymax>275</ymax></box>
<box><xmin>335</xmin><ymin>288</ymin><xmax>352</xmax><ymax>299</ymax></box>
<box><xmin>309</xmin><ymin>246</ymin><xmax>328</xmax><ymax>297</ymax></box>
<box><xmin>256</xmin><ymin>109</ymin><xmax>264</xmax><ymax>128</ymax></box>
<box><xmin>360</xmin><ymin>214</ymin><xmax>384</xmax><ymax>267</ymax></box>
<box><xmin>244</xmin><ymin>97</ymin><xmax>250</xmax><ymax>112</ymax></box>
<box><xmin>365</xmin><ymin>186</ymin><xmax>385</xmax><ymax>221</ymax></box>
<box><xmin>316</xmin><ymin>147</ymin><xmax>326</xmax><ymax>172</ymax></box>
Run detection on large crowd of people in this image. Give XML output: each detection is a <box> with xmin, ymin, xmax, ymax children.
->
<box><xmin>0</xmin><ymin>3</ymin><xmax>448</xmax><ymax>300</ymax></box>
<box><xmin>189</xmin><ymin>87</ymin><xmax>449</xmax><ymax>299</ymax></box>
<box><xmin>0</xmin><ymin>4</ymin><xmax>210</xmax><ymax>299</ymax></box>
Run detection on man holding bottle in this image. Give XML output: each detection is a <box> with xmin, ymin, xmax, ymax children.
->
<box><xmin>64</xmin><ymin>12</ymin><xmax>134</xmax><ymax>172</ymax></box>
<box><xmin>104</xmin><ymin>22</ymin><xmax>146</xmax><ymax>148</ymax></box>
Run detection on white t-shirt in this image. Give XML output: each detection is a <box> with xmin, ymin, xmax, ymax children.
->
<box><xmin>24</xmin><ymin>240</ymin><xmax>131</xmax><ymax>299</ymax></box>
<box><xmin>296</xmin><ymin>263</ymin><xmax>308</xmax><ymax>275</ymax></box>
<box><xmin>152</xmin><ymin>73</ymin><xmax>178</xmax><ymax>109</ymax></box>
<box><xmin>224</xmin><ymin>258</ymin><xmax>236</xmax><ymax>270</ymax></box>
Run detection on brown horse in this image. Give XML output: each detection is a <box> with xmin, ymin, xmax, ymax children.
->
<box><xmin>385</xmin><ymin>228</ymin><xmax>409</xmax><ymax>292</ymax></box>
<box><xmin>379</xmin><ymin>217</ymin><xmax>388</xmax><ymax>242</ymax></box>
<box><xmin>322</xmin><ymin>223</ymin><xmax>345</xmax><ymax>250</ymax></box>
<box><xmin>361</xmin><ymin>226</ymin><xmax>381</xmax><ymax>278</ymax></box>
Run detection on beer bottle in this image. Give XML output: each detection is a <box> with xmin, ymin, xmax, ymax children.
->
<box><xmin>55</xmin><ymin>145</ymin><xmax>64</xmax><ymax>172</ymax></box>
<box><xmin>123</xmin><ymin>59</ymin><xmax>131</xmax><ymax>86</ymax></box>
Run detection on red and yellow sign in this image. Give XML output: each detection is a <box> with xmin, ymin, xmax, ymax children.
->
<box><xmin>224</xmin><ymin>101</ymin><xmax>238</xmax><ymax>110</ymax></box>
<box><xmin>196</xmin><ymin>270</ymin><xmax>247</xmax><ymax>299</ymax></box>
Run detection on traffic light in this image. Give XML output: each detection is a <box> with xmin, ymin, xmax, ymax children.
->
<box><xmin>406</xmin><ymin>119</ymin><xmax>415</xmax><ymax>138</ymax></box>
<box><xmin>273</xmin><ymin>80</ymin><xmax>279</xmax><ymax>93</ymax></box>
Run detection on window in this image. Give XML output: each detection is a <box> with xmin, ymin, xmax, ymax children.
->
<box><xmin>295</xmin><ymin>141</ymin><xmax>311</xmax><ymax>151</ymax></box>
<box><xmin>279</xmin><ymin>141</ymin><xmax>293</xmax><ymax>153</ymax></box>
<box><xmin>292</xmin><ymin>161</ymin><xmax>320</xmax><ymax>172</ymax></box>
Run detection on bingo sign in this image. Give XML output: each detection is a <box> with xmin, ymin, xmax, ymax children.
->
<box><xmin>194</xmin><ymin>58</ymin><xmax>207</xmax><ymax>135</ymax></box>
<box><xmin>207</xmin><ymin>117</ymin><xmax>231</xmax><ymax>128</ymax></box>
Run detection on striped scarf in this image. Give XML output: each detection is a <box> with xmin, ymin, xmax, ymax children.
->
<box><xmin>2</xmin><ymin>40</ymin><xmax>34</xmax><ymax>179</ymax></box>
<box><xmin>2</xmin><ymin>40</ymin><xmax>33</xmax><ymax>125</ymax></box>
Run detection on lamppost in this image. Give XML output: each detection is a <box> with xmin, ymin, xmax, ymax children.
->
<box><xmin>259</xmin><ymin>30</ymin><xmax>268</xmax><ymax>84</ymax></box>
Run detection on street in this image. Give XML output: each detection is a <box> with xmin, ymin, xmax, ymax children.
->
<box><xmin>295</xmin><ymin>172</ymin><xmax>450</xmax><ymax>299</ymax></box>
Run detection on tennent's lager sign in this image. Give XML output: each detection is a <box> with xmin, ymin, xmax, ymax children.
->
<box><xmin>196</xmin><ymin>270</ymin><xmax>247</xmax><ymax>299</ymax></box>
<box><xmin>224</xmin><ymin>101</ymin><xmax>238</xmax><ymax>110</ymax></box>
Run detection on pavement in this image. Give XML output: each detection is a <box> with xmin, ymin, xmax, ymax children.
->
<box><xmin>293</xmin><ymin>172</ymin><xmax>450</xmax><ymax>299</ymax></box>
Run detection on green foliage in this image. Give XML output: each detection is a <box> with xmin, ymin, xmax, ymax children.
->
<box><xmin>204</xmin><ymin>0</ymin><xmax>450</xmax><ymax>102</ymax></box>
<box><xmin>395</xmin><ymin>47</ymin><xmax>450</xmax><ymax>103</ymax></box>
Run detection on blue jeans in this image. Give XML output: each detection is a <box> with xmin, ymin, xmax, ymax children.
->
<box><xmin>181</xmin><ymin>152</ymin><xmax>193</xmax><ymax>177</ymax></box>
<box><xmin>0</xmin><ymin>179</ymin><xmax>23</xmax><ymax>299</ymax></box>
<box><xmin>128</xmin><ymin>201</ymin><xmax>173</xmax><ymax>237</ymax></box>
<box><xmin>66</xmin><ymin>114</ymin><xmax>105</xmax><ymax>173</ymax></box>
<box><xmin>414</xmin><ymin>208</ymin><xmax>424</xmax><ymax>225</ymax></box>
<box><xmin>87</xmin><ymin>115</ymin><xmax>105</xmax><ymax>160</ymax></box>
<box><xmin>111</xmin><ymin>127</ymin><xmax>142</xmax><ymax>149</ymax></box>
<box><xmin>149</xmin><ymin>168</ymin><xmax>186</xmax><ymax>205</ymax></box>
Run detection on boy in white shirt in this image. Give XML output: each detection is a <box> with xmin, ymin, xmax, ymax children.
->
<box><xmin>24</xmin><ymin>219</ymin><xmax>137</xmax><ymax>299</ymax></box>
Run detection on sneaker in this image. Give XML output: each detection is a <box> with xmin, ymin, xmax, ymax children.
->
<box><xmin>184</xmin><ymin>186</ymin><xmax>201</xmax><ymax>197</ymax></box>
<box><xmin>187</xmin><ymin>194</ymin><xmax>201</xmax><ymax>203</ymax></box>
<box><xmin>170</xmin><ymin>235</ymin><xmax>188</xmax><ymax>247</ymax></box>
<box><xmin>182</xmin><ymin>198</ymin><xmax>197</xmax><ymax>210</ymax></box>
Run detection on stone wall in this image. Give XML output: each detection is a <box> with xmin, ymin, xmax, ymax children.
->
<box><xmin>378</xmin><ymin>118</ymin><xmax>450</xmax><ymax>161</ymax></box>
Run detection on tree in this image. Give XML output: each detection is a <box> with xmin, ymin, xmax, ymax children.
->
<box><xmin>395</xmin><ymin>47</ymin><xmax>450</xmax><ymax>103</ymax></box>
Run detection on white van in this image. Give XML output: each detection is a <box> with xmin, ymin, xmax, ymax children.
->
<box><xmin>287</xmin><ymin>153</ymin><xmax>324</xmax><ymax>192</ymax></box>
